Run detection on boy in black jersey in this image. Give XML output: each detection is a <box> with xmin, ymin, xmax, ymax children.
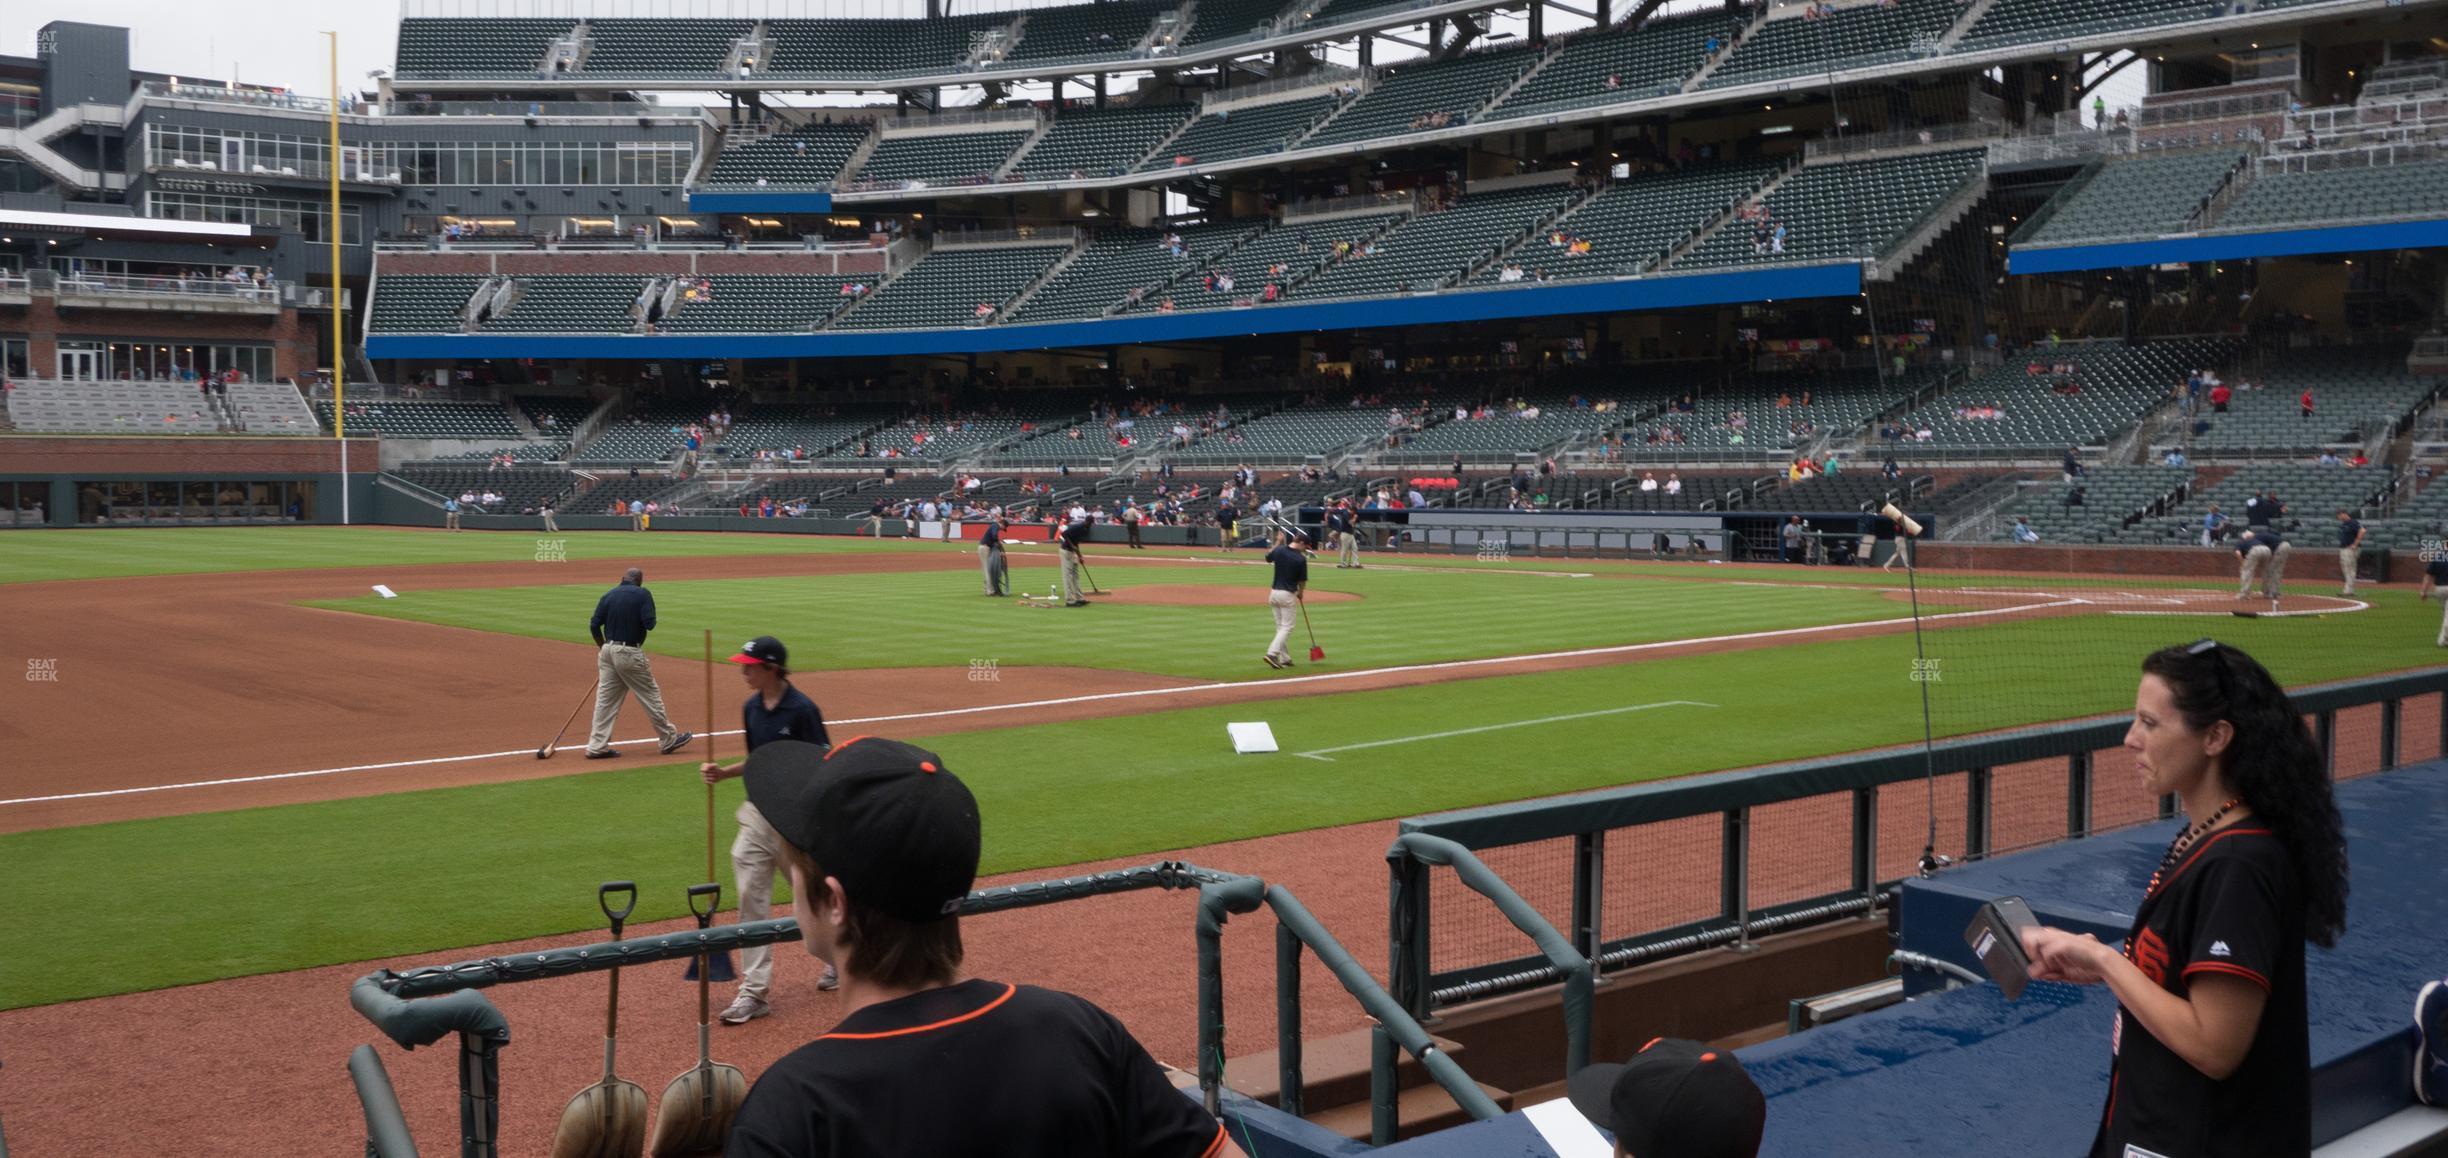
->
<box><xmin>729</xmin><ymin>737</ymin><xmax>1241</xmax><ymax>1158</ymax></box>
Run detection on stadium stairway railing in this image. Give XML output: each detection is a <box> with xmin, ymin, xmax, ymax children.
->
<box><xmin>347</xmin><ymin>862</ymin><xmax>1498</xmax><ymax>1156</ymax></box>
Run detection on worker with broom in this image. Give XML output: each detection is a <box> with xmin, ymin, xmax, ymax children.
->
<box><xmin>699</xmin><ymin>635</ymin><xmax>834</xmax><ymax>1026</ymax></box>
<box><xmin>1262</xmin><ymin>528</ymin><xmax>1311</xmax><ymax>670</ymax></box>
<box><xmin>727</xmin><ymin>737</ymin><xmax>1242</xmax><ymax>1157</ymax></box>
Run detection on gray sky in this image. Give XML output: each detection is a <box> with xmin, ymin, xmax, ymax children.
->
<box><xmin>3</xmin><ymin>0</ymin><xmax>2142</xmax><ymax>115</ymax></box>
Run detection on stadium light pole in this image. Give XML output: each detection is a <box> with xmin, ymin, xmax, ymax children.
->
<box><xmin>326</xmin><ymin>30</ymin><xmax>349</xmax><ymax>525</ymax></box>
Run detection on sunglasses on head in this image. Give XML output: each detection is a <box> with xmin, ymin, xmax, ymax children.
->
<box><xmin>2187</xmin><ymin>638</ymin><xmax>2237</xmax><ymax>704</ymax></box>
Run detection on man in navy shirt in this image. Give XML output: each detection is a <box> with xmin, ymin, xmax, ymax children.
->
<box><xmin>2235</xmin><ymin>531</ymin><xmax>2285</xmax><ymax>602</ymax></box>
<box><xmin>1262</xmin><ymin>529</ymin><xmax>1310</xmax><ymax>670</ymax></box>
<box><xmin>1214</xmin><ymin>496</ymin><xmax>1239</xmax><ymax>555</ymax></box>
<box><xmin>978</xmin><ymin>517</ymin><xmax>1009</xmax><ymax>596</ymax></box>
<box><xmin>1327</xmin><ymin>500</ymin><xmax>1360</xmax><ymax>569</ymax></box>
<box><xmin>2335</xmin><ymin>509</ymin><xmax>2365</xmax><ymax>596</ymax></box>
<box><xmin>701</xmin><ymin>635</ymin><xmax>834</xmax><ymax>1023</ymax></box>
<box><xmin>585</xmin><ymin>568</ymin><xmax>692</xmax><ymax>759</ymax></box>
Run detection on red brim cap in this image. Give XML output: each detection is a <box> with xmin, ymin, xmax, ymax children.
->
<box><xmin>726</xmin><ymin>653</ymin><xmax>764</xmax><ymax>665</ymax></box>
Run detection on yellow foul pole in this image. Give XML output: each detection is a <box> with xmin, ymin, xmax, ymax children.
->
<box><xmin>326</xmin><ymin>31</ymin><xmax>348</xmax><ymax>523</ymax></box>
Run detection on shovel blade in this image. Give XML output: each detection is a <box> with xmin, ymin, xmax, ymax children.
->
<box><xmin>1309</xmin><ymin>645</ymin><xmax>1326</xmax><ymax>662</ymax></box>
<box><xmin>648</xmin><ymin>1063</ymin><xmax>749</xmax><ymax>1157</ymax></box>
<box><xmin>551</xmin><ymin>1077</ymin><xmax>649</xmax><ymax>1158</ymax></box>
<box><xmin>682</xmin><ymin>949</ymin><xmax>737</xmax><ymax>983</ymax></box>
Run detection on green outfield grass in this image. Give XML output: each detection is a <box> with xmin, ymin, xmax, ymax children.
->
<box><xmin>307</xmin><ymin>562</ymin><xmax>1975</xmax><ymax>682</ymax></box>
<box><xmin>4</xmin><ymin>585</ymin><xmax>2438</xmax><ymax>1011</ymax></box>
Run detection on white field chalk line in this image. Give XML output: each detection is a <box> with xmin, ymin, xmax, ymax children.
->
<box><xmin>0</xmin><ymin>596</ymin><xmax>2079</xmax><ymax>809</ymax></box>
<box><xmin>1294</xmin><ymin>701</ymin><xmax>1716</xmax><ymax>762</ymax></box>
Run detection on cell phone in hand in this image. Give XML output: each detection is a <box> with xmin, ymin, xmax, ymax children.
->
<box><xmin>1963</xmin><ymin>895</ymin><xmax>2041</xmax><ymax>1001</ymax></box>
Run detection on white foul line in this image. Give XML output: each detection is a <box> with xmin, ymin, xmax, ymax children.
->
<box><xmin>1293</xmin><ymin>701</ymin><xmax>1716</xmax><ymax>762</ymax></box>
<box><xmin>0</xmin><ymin>597</ymin><xmax>2078</xmax><ymax>810</ymax></box>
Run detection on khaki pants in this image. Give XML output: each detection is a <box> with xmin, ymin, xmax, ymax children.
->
<box><xmin>2237</xmin><ymin>545</ymin><xmax>2269</xmax><ymax>598</ymax></box>
<box><xmin>731</xmin><ymin>800</ymin><xmax>784</xmax><ymax>1002</ymax></box>
<box><xmin>1126</xmin><ymin>520</ymin><xmax>1143</xmax><ymax>548</ymax></box>
<box><xmin>980</xmin><ymin>543</ymin><xmax>1007</xmax><ymax>594</ymax></box>
<box><xmin>2339</xmin><ymin>546</ymin><xmax>2361</xmax><ymax>594</ymax></box>
<box><xmin>1060</xmin><ymin>547</ymin><xmax>1084</xmax><ymax>603</ymax></box>
<box><xmin>869</xmin><ymin>515</ymin><xmax>883</xmax><ymax>538</ymax></box>
<box><xmin>630</xmin><ymin>513</ymin><xmax>645</xmax><ymax>531</ymax></box>
<box><xmin>1339</xmin><ymin>531</ymin><xmax>1359</xmax><ymax>567</ymax></box>
<box><xmin>1267</xmin><ymin>589</ymin><xmax>1298</xmax><ymax>661</ymax></box>
<box><xmin>588</xmin><ymin>642</ymin><xmax>679</xmax><ymax>753</ymax></box>
<box><xmin>445</xmin><ymin>511</ymin><xmax>461</xmax><ymax>531</ymax></box>
<box><xmin>1218</xmin><ymin>521</ymin><xmax>1235</xmax><ymax>552</ymax></box>
<box><xmin>541</xmin><ymin>510</ymin><xmax>558</xmax><ymax>533</ymax></box>
<box><xmin>2262</xmin><ymin>543</ymin><xmax>2289</xmax><ymax>599</ymax></box>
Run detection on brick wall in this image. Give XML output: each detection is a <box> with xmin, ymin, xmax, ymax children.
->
<box><xmin>0</xmin><ymin>436</ymin><xmax>379</xmax><ymax>474</ymax></box>
<box><xmin>12</xmin><ymin>299</ymin><xmax>314</xmax><ymax>382</ymax></box>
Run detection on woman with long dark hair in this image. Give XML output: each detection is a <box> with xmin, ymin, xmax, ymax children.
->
<box><xmin>2023</xmin><ymin>639</ymin><xmax>2347</xmax><ymax>1158</ymax></box>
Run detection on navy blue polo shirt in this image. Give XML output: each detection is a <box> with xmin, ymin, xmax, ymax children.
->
<box><xmin>980</xmin><ymin>522</ymin><xmax>1002</xmax><ymax>549</ymax></box>
<box><xmin>1267</xmin><ymin>544</ymin><xmax>1308</xmax><ymax>591</ymax></box>
<box><xmin>590</xmin><ymin>583</ymin><xmax>656</xmax><ymax>646</ymax></box>
<box><xmin>2426</xmin><ymin>557</ymin><xmax>2448</xmax><ymax>584</ymax></box>
<box><xmin>2338</xmin><ymin>518</ymin><xmax>2362</xmax><ymax>548</ymax></box>
<box><xmin>743</xmin><ymin>684</ymin><xmax>828</xmax><ymax>752</ymax></box>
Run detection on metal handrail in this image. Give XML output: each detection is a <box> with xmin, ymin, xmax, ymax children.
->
<box><xmin>352</xmin><ymin>859</ymin><xmax>1494</xmax><ymax>1154</ymax></box>
<box><xmin>1396</xmin><ymin>666</ymin><xmax>2448</xmax><ymax>1007</ymax></box>
<box><xmin>1388</xmin><ymin>833</ymin><xmax>1593</xmax><ymax>1077</ymax></box>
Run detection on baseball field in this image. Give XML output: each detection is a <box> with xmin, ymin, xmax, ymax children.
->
<box><xmin>1</xmin><ymin>525</ymin><xmax>2435</xmax><ymax>1154</ymax></box>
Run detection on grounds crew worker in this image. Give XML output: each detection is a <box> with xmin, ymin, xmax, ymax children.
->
<box><xmin>700</xmin><ymin>635</ymin><xmax>834</xmax><ymax>1023</ymax></box>
<box><xmin>979</xmin><ymin>517</ymin><xmax>1009</xmax><ymax>597</ymax></box>
<box><xmin>1328</xmin><ymin>499</ymin><xmax>1361</xmax><ymax>568</ymax></box>
<box><xmin>1262</xmin><ymin>528</ymin><xmax>1310</xmax><ymax>670</ymax></box>
<box><xmin>1058</xmin><ymin>505</ymin><xmax>1090</xmax><ymax>606</ymax></box>
<box><xmin>1122</xmin><ymin>499</ymin><xmax>1146</xmax><ymax>549</ymax></box>
<box><xmin>1215</xmin><ymin>494</ymin><xmax>1239</xmax><ymax>554</ymax></box>
<box><xmin>584</xmin><ymin>568</ymin><xmax>692</xmax><ymax>759</ymax></box>
<box><xmin>728</xmin><ymin>737</ymin><xmax>1242</xmax><ymax>1157</ymax></box>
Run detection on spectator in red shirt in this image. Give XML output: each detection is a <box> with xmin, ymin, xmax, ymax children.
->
<box><xmin>2209</xmin><ymin>383</ymin><xmax>2232</xmax><ymax>413</ymax></box>
<box><xmin>2299</xmin><ymin>388</ymin><xmax>2315</xmax><ymax>419</ymax></box>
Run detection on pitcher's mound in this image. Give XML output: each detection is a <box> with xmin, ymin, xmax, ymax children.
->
<box><xmin>1095</xmin><ymin>584</ymin><xmax>1364</xmax><ymax>607</ymax></box>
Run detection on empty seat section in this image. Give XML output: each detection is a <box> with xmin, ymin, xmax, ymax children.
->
<box><xmin>315</xmin><ymin>400</ymin><xmax>525</xmax><ymax>439</ymax></box>
<box><xmin>1888</xmin><ymin>339</ymin><xmax>2234</xmax><ymax>452</ymax></box>
<box><xmin>656</xmin><ymin>275</ymin><xmax>862</xmax><ymax>332</ymax></box>
<box><xmin>1005</xmin><ymin>0</ymin><xmax>1163</xmax><ymax>63</ymax></box>
<box><xmin>1179</xmin><ymin>0</ymin><xmax>1293</xmax><ymax>46</ymax></box>
<box><xmin>1294</xmin><ymin>184</ymin><xmax>1576</xmax><ymax>300</ymax></box>
<box><xmin>479</xmin><ymin>277</ymin><xmax>648</xmax><ymax>333</ymax></box>
<box><xmin>2217</xmin><ymin>160</ymin><xmax>2448</xmax><ymax>231</ymax></box>
<box><xmin>1478</xmin><ymin>161</ymin><xmax>1778</xmax><ymax>284</ymax></box>
<box><xmin>2022</xmin><ymin>150</ymin><xmax>2246</xmax><ymax>244</ymax></box>
<box><xmin>1676</xmin><ymin>149</ymin><xmax>1983</xmax><ymax>268</ymax></box>
<box><xmin>836</xmin><ymin>244</ymin><xmax>1070</xmax><ymax>330</ymax></box>
<box><xmin>1011</xmin><ymin>104</ymin><xmax>1196</xmax><ymax>180</ymax></box>
<box><xmin>1171</xmin><ymin>405</ymin><xmax>1389</xmax><ymax>462</ymax></box>
<box><xmin>1303</xmin><ymin>46</ymin><xmax>1541</xmax><ymax>148</ymax></box>
<box><xmin>369</xmin><ymin>275</ymin><xmax>484</xmax><ymax>333</ymax></box>
<box><xmin>1139</xmin><ymin>94</ymin><xmax>1342</xmax><ymax>170</ymax></box>
<box><xmin>1006</xmin><ymin>221</ymin><xmax>1256</xmax><ymax>323</ymax></box>
<box><xmin>701</xmin><ymin>123</ymin><xmax>871</xmax><ymax>188</ymax></box>
<box><xmin>1491</xmin><ymin>10</ymin><xmax>1738</xmax><ymax>118</ymax></box>
<box><xmin>395</xmin><ymin>19</ymin><xmax>570</xmax><ymax>78</ymax></box>
<box><xmin>762</xmin><ymin>13</ymin><xmax>1007</xmax><ymax>78</ymax></box>
<box><xmin>1958</xmin><ymin>0</ymin><xmax>2212</xmax><ymax>51</ymax></box>
<box><xmin>395</xmin><ymin>466</ymin><xmax>575</xmax><ymax>511</ymax></box>
<box><xmin>1706</xmin><ymin>0</ymin><xmax>1959</xmax><ymax>87</ymax></box>
<box><xmin>581</xmin><ymin>19</ymin><xmax>749</xmax><ymax>76</ymax></box>
<box><xmin>853</xmin><ymin>129</ymin><xmax>1031</xmax><ymax>186</ymax></box>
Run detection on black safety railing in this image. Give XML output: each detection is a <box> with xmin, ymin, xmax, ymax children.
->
<box><xmin>1394</xmin><ymin>668</ymin><xmax>2448</xmax><ymax>1010</ymax></box>
<box><xmin>349</xmin><ymin>861</ymin><xmax>1499</xmax><ymax>1155</ymax></box>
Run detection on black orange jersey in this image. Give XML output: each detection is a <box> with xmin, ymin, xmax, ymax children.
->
<box><xmin>2093</xmin><ymin>826</ymin><xmax>2311</xmax><ymax>1158</ymax></box>
<box><xmin>726</xmin><ymin>979</ymin><xmax>1226</xmax><ymax>1158</ymax></box>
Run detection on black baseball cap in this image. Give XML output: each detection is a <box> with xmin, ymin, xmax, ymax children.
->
<box><xmin>741</xmin><ymin>737</ymin><xmax>981</xmax><ymax>924</ymax></box>
<box><xmin>727</xmin><ymin>635</ymin><xmax>787</xmax><ymax>667</ymax></box>
<box><xmin>1566</xmin><ymin>1038</ymin><xmax>1766</xmax><ymax>1158</ymax></box>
